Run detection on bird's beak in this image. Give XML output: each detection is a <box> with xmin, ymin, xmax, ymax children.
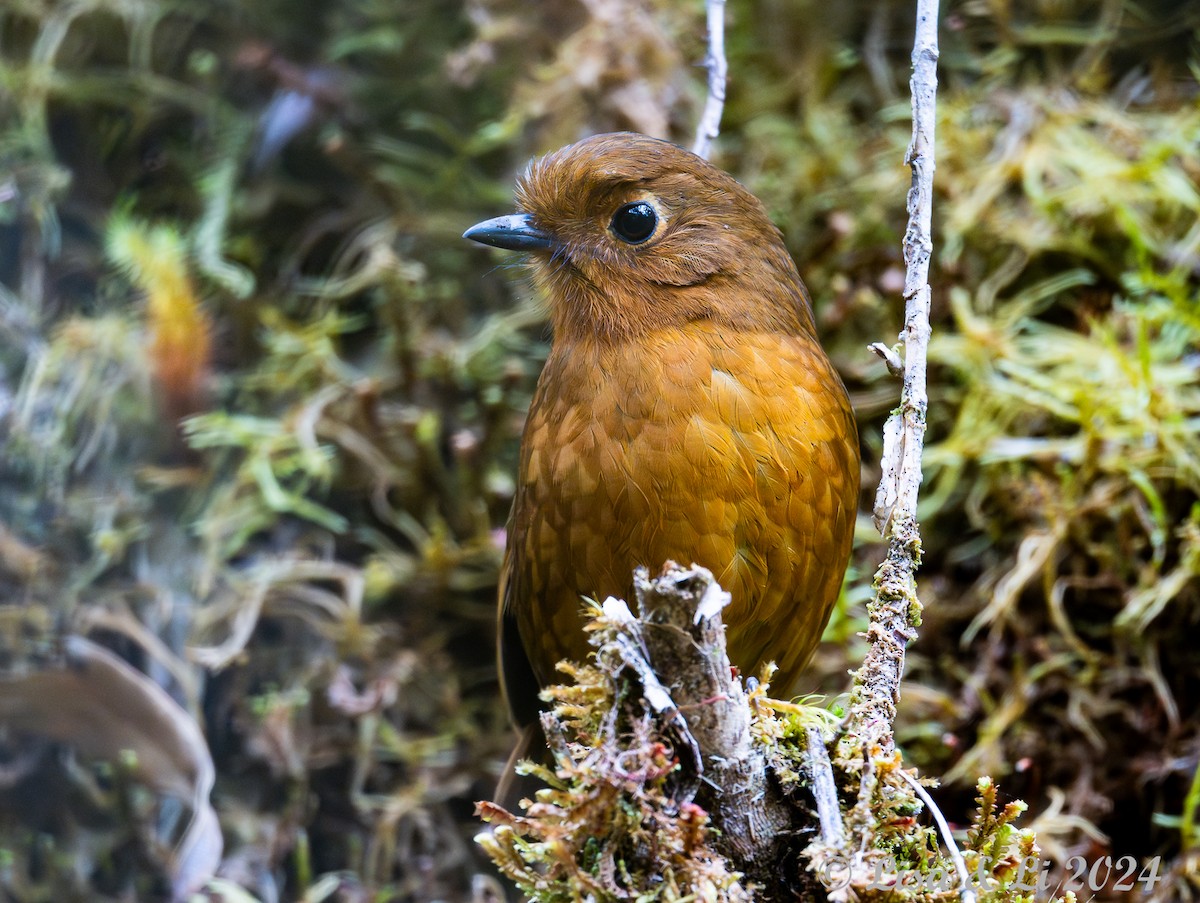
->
<box><xmin>463</xmin><ymin>214</ymin><xmax>557</xmax><ymax>252</ymax></box>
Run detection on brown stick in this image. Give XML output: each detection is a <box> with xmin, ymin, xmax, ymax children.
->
<box><xmin>626</xmin><ymin>563</ymin><xmax>791</xmax><ymax>870</ymax></box>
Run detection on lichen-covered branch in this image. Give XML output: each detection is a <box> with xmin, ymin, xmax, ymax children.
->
<box><xmin>850</xmin><ymin>0</ymin><xmax>940</xmax><ymax>756</ymax></box>
<box><xmin>803</xmin><ymin>3</ymin><xmax>942</xmax><ymax>892</ymax></box>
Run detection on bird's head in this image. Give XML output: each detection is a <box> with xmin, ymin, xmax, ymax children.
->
<box><xmin>465</xmin><ymin>132</ymin><xmax>817</xmax><ymax>343</ymax></box>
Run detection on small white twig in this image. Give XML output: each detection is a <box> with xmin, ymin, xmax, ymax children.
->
<box><xmin>871</xmin><ymin>0</ymin><xmax>939</xmax><ymax>536</ymax></box>
<box><xmin>692</xmin><ymin>0</ymin><xmax>727</xmax><ymax>160</ymax></box>
<box><xmin>899</xmin><ymin>771</ymin><xmax>977</xmax><ymax>903</ymax></box>
<box><xmin>868</xmin><ymin>341</ymin><xmax>904</xmax><ymax>377</ymax></box>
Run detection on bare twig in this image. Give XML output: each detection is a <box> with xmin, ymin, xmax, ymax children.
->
<box><xmin>692</xmin><ymin>0</ymin><xmax>727</xmax><ymax>160</ymax></box>
<box><xmin>868</xmin><ymin>341</ymin><xmax>904</xmax><ymax>377</ymax></box>
<box><xmin>804</xmin><ymin>726</ymin><xmax>846</xmax><ymax>847</ymax></box>
<box><xmin>898</xmin><ymin>771</ymin><xmax>977</xmax><ymax>903</ymax></box>
<box><xmin>848</xmin><ymin>0</ymin><xmax>940</xmax><ymax>754</ymax></box>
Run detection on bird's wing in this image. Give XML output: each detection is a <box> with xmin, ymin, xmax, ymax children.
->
<box><xmin>496</xmin><ymin>536</ymin><xmax>543</xmax><ymax>730</ymax></box>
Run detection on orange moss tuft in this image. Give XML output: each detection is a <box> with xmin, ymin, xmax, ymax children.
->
<box><xmin>108</xmin><ymin>219</ymin><xmax>212</xmax><ymax>419</ymax></box>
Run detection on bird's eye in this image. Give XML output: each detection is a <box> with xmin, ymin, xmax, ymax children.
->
<box><xmin>610</xmin><ymin>201</ymin><xmax>658</xmax><ymax>244</ymax></box>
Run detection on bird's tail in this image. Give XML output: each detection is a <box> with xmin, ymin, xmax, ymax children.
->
<box><xmin>494</xmin><ymin>720</ymin><xmax>546</xmax><ymax>812</ymax></box>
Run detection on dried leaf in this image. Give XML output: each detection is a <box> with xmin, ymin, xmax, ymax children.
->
<box><xmin>0</xmin><ymin>636</ymin><xmax>222</xmax><ymax>902</ymax></box>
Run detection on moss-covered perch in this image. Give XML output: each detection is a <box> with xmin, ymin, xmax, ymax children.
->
<box><xmin>477</xmin><ymin>563</ymin><xmax>1055</xmax><ymax>902</ymax></box>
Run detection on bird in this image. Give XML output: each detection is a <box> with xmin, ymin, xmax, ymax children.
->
<box><xmin>464</xmin><ymin>131</ymin><xmax>860</xmax><ymax>748</ymax></box>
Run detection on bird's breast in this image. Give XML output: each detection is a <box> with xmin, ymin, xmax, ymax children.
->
<box><xmin>510</xmin><ymin>320</ymin><xmax>859</xmax><ymax>688</ymax></box>
<box><xmin>527</xmin><ymin>323</ymin><xmax>847</xmax><ymax>495</ymax></box>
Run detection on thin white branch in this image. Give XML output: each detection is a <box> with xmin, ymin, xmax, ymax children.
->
<box><xmin>899</xmin><ymin>771</ymin><xmax>977</xmax><ymax>903</ymax></box>
<box><xmin>873</xmin><ymin>0</ymin><xmax>938</xmax><ymax>536</ymax></box>
<box><xmin>849</xmin><ymin>0</ymin><xmax>939</xmax><ymax>752</ymax></box>
<box><xmin>893</xmin><ymin>0</ymin><xmax>939</xmax><ymax>525</ymax></box>
<box><xmin>692</xmin><ymin>0</ymin><xmax>727</xmax><ymax>160</ymax></box>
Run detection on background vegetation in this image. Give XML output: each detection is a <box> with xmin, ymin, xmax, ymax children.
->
<box><xmin>0</xmin><ymin>0</ymin><xmax>1197</xmax><ymax>900</ymax></box>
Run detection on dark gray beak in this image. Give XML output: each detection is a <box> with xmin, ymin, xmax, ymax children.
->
<box><xmin>463</xmin><ymin>214</ymin><xmax>557</xmax><ymax>252</ymax></box>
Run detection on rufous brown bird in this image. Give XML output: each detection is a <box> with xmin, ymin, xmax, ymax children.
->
<box><xmin>465</xmin><ymin>132</ymin><xmax>860</xmax><ymax>750</ymax></box>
